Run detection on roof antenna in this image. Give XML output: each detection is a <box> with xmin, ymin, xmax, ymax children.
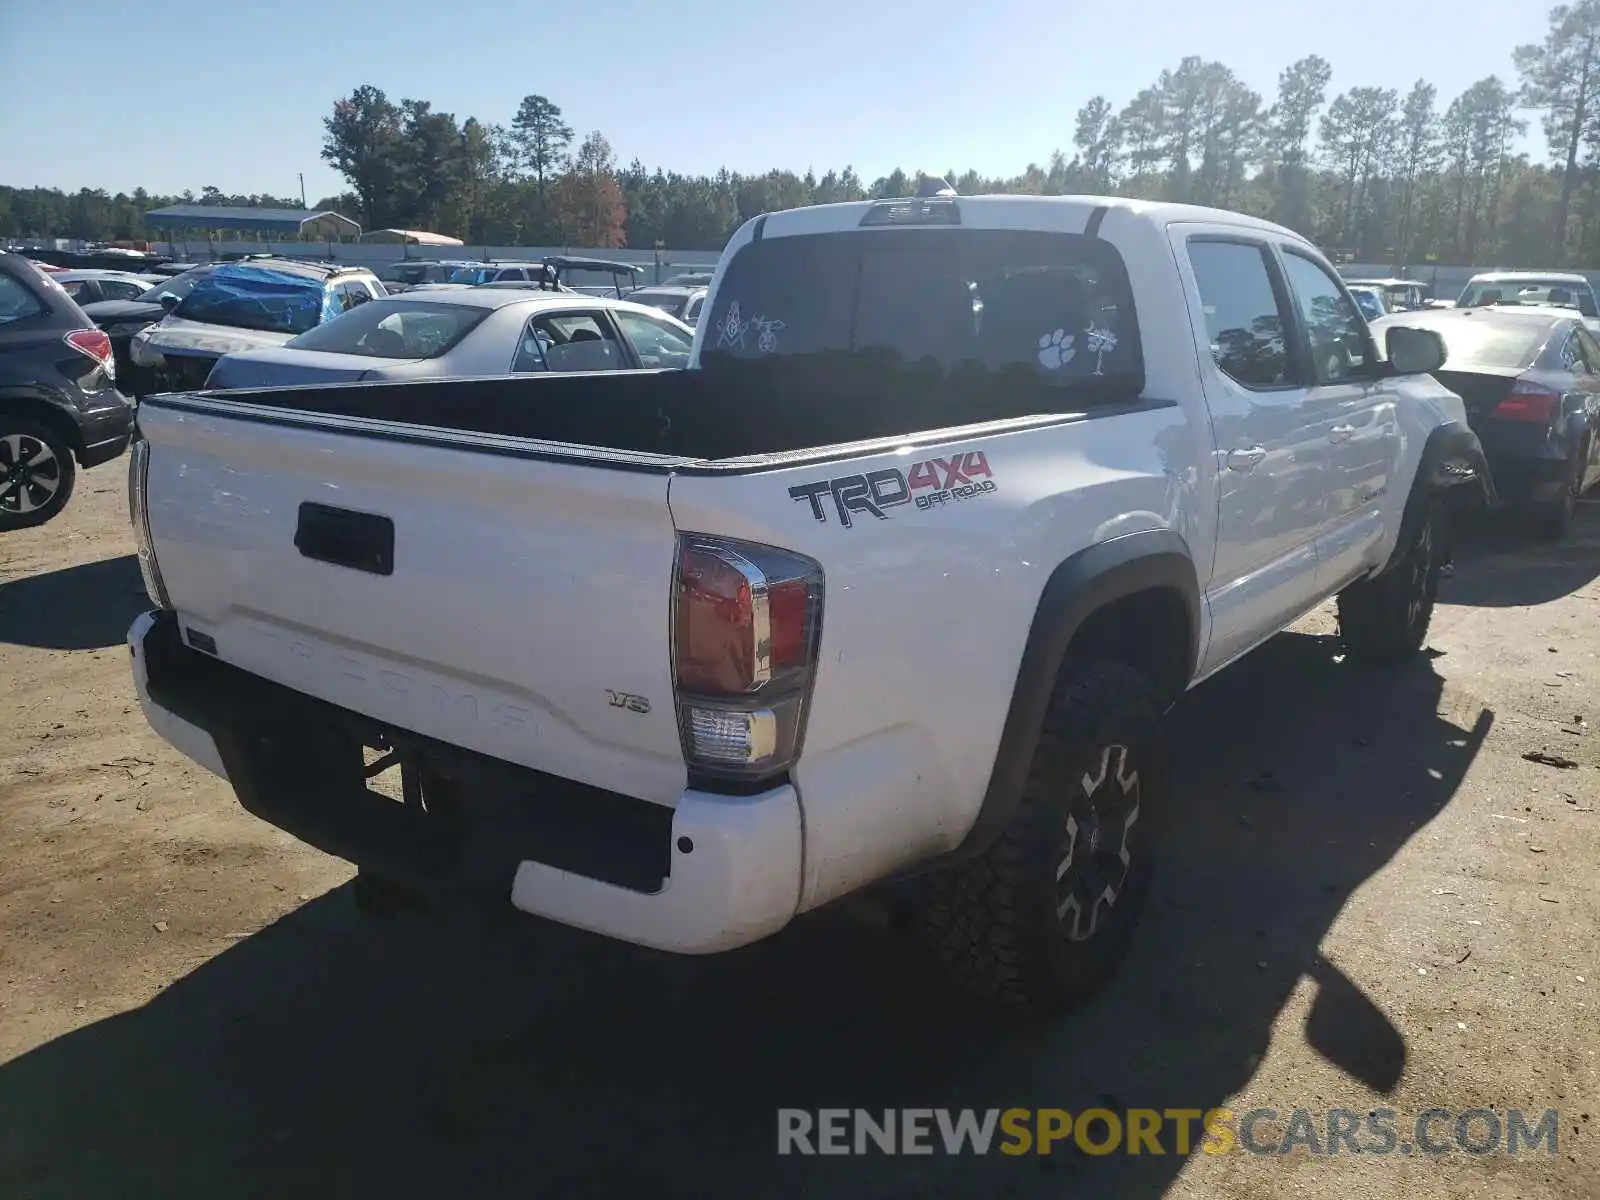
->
<box><xmin>915</xmin><ymin>174</ymin><xmax>958</xmax><ymax>199</ymax></box>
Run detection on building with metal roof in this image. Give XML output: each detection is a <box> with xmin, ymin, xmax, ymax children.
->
<box><xmin>142</xmin><ymin>205</ymin><xmax>361</xmax><ymax>239</ymax></box>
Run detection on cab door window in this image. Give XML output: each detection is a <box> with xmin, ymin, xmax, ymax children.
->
<box><xmin>1186</xmin><ymin>239</ymin><xmax>1298</xmax><ymax>389</ymax></box>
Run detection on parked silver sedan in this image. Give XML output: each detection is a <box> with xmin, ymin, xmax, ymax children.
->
<box><xmin>204</xmin><ymin>289</ymin><xmax>697</xmax><ymax>390</ymax></box>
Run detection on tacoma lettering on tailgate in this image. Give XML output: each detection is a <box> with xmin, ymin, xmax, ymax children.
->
<box><xmin>788</xmin><ymin>451</ymin><xmax>997</xmax><ymax>528</ymax></box>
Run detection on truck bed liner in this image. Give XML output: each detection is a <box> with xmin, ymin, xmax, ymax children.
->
<box><xmin>149</xmin><ymin>356</ymin><xmax>1144</xmax><ymax>464</ymax></box>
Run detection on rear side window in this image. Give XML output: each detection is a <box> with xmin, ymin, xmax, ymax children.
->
<box><xmin>512</xmin><ymin>312</ymin><xmax>626</xmax><ymax>373</ymax></box>
<box><xmin>1578</xmin><ymin>329</ymin><xmax>1600</xmax><ymax>372</ymax></box>
<box><xmin>700</xmin><ymin>229</ymin><xmax>1142</xmax><ymax>388</ymax></box>
<box><xmin>1559</xmin><ymin>331</ymin><xmax>1588</xmax><ymax>374</ymax></box>
<box><xmin>332</xmin><ymin>280</ymin><xmax>374</xmax><ymax>312</ymax></box>
<box><xmin>613</xmin><ymin>309</ymin><xmax>694</xmax><ymax>369</ymax></box>
<box><xmin>1187</xmin><ymin>240</ymin><xmax>1296</xmax><ymax>388</ymax></box>
<box><xmin>284</xmin><ymin>299</ymin><xmax>487</xmax><ymax>359</ymax></box>
<box><xmin>0</xmin><ymin>274</ymin><xmax>45</xmax><ymax>326</ymax></box>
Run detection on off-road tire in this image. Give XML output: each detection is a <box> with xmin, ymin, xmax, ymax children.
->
<box><xmin>1337</xmin><ymin>494</ymin><xmax>1444</xmax><ymax>666</ymax></box>
<box><xmin>918</xmin><ymin>660</ymin><xmax>1166</xmax><ymax>1016</ymax></box>
<box><xmin>0</xmin><ymin>418</ymin><xmax>77</xmax><ymax>531</ymax></box>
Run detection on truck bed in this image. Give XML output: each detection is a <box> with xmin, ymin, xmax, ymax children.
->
<box><xmin>166</xmin><ymin>356</ymin><xmax>1144</xmax><ymax>465</ymax></box>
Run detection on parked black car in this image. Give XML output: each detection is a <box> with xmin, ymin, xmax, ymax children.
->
<box><xmin>79</xmin><ymin>264</ymin><xmax>218</xmax><ymax>397</ymax></box>
<box><xmin>1373</xmin><ymin>306</ymin><xmax>1600</xmax><ymax>537</ymax></box>
<box><xmin>0</xmin><ymin>253</ymin><xmax>135</xmax><ymax>529</ymax></box>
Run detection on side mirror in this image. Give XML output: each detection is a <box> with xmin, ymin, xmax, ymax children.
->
<box><xmin>1385</xmin><ymin>325</ymin><xmax>1446</xmax><ymax>376</ymax></box>
<box><xmin>159</xmin><ymin>292</ymin><xmax>181</xmax><ymax>312</ymax></box>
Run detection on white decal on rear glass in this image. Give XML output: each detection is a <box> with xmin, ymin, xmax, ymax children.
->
<box><xmin>751</xmin><ymin>315</ymin><xmax>785</xmax><ymax>354</ymax></box>
<box><xmin>1086</xmin><ymin>326</ymin><xmax>1118</xmax><ymax>375</ymax></box>
<box><xmin>716</xmin><ymin>301</ymin><xmax>749</xmax><ymax>350</ymax></box>
<box><xmin>1037</xmin><ymin>328</ymin><xmax>1076</xmax><ymax>369</ymax></box>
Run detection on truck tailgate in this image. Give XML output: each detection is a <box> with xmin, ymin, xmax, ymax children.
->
<box><xmin>137</xmin><ymin>400</ymin><xmax>689</xmax><ymax>805</ymax></box>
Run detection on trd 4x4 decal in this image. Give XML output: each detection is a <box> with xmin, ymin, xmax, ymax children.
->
<box><xmin>788</xmin><ymin>450</ymin><xmax>997</xmax><ymax>528</ymax></box>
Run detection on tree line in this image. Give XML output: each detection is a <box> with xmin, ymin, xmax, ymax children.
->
<box><xmin>4</xmin><ymin>1</ymin><xmax>1599</xmax><ymax>267</ymax></box>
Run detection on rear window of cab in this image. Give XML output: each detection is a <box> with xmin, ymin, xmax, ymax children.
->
<box><xmin>699</xmin><ymin>228</ymin><xmax>1142</xmax><ymax>391</ymax></box>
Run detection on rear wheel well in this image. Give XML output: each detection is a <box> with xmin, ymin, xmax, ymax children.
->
<box><xmin>0</xmin><ymin>394</ymin><xmax>84</xmax><ymax>458</ymax></box>
<box><xmin>1063</xmin><ymin>588</ymin><xmax>1192</xmax><ymax>702</ymax></box>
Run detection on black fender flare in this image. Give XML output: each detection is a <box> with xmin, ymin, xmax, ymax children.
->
<box><xmin>949</xmin><ymin>528</ymin><xmax>1200</xmax><ymax>861</ymax></box>
<box><xmin>1384</xmin><ymin>420</ymin><xmax>1495</xmax><ymax>574</ymax></box>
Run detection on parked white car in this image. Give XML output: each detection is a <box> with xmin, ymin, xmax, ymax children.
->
<box><xmin>1457</xmin><ymin>271</ymin><xmax>1600</xmax><ymax>320</ymax></box>
<box><xmin>130</xmin><ymin>187</ymin><xmax>1491</xmax><ymax>1015</ymax></box>
<box><xmin>205</xmin><ymin>290</ymin><xmax>697</xmax><ymax>389</ymax></box>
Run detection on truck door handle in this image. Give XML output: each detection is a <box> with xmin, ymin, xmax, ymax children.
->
<box><xmin>1225</xmin><ymin>446</ymin><xmax>1268</xmax><ymax>471</ymax></box>
<box><xmin>1328</xmin><ymin>424</ymin><xmax>1356</xmax><ymax>443</ymax></box>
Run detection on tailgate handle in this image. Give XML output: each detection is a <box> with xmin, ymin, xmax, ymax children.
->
<box><xmin>294</xmin><ymin>502</ymin><xmax>395</xmax><ymax>576</ymax></box>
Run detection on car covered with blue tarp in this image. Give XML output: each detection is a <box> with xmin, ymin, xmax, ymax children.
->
<box><xmin>129</xmin><ymin>258</ymin><xmax>386</xmax><ymax>392</ymax></box>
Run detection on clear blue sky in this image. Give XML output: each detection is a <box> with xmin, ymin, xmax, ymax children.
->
<box><xmin>0</xmin><ymin>0</ymin><xmax>1549</xmax><ymax>201</ymax></box>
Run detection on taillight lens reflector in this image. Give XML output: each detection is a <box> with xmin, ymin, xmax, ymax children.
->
<box><xmin>1491</xmin><ymin>382</ymin><xmax>1560</xmax><ymax>424</ymax></box>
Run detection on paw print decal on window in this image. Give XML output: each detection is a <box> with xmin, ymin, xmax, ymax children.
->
<box><xmin>1038</xmin><ymin>328</ymin><xmax>1076</xmax><ymax>369</ymax></box>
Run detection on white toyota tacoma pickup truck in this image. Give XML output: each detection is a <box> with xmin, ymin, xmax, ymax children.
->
<box><xmin>127</xmin><ymin>188</ymin><xmax>1492</xmax><ymax>1013</ymax></box>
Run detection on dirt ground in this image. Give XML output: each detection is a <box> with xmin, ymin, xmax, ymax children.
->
<box><xmin>1</xmin><ymin>476</ymin><xmax>1597</xmax><ymax>1200</ymax></box>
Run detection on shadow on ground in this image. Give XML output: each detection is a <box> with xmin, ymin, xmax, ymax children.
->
<box><xmin>1439</xmin><ymin>497</ymin><xmax>1600</xmax><ymax>608</ymax></box>
<box><xmin>0</xmin><ymin>629</ymin><xmax>1492</xmax><ymax>1199</ymax></box>
<box><xmin>0</xmin><ymin>554</ymin><xmax>147</xmax><ymax>651</ymax></box>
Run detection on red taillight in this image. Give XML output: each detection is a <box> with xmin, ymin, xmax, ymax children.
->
<box><xmin>1491</xmin><ymin>381</ymin><xmax>1560</xmax><ymax>424</ymax></box>
<box><xmin>673</xmin><ymin>536</ymin><xmax>823</xmax><ymax>781</ymax></box>
<box><xmin>676</xmin><ymin>543</ymin><xmax>766</xmax><ymax>695</ymax></box>
<box><xmin>64</xmin><ymin>328</ymin><xmax>114</xmax><ymax>367</ymax></box>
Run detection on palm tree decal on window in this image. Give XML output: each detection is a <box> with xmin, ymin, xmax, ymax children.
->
<box><xmin>1086</xmin><ymin>326</ymin><xmax>1118</xmax><ymax>375</ymax></box>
